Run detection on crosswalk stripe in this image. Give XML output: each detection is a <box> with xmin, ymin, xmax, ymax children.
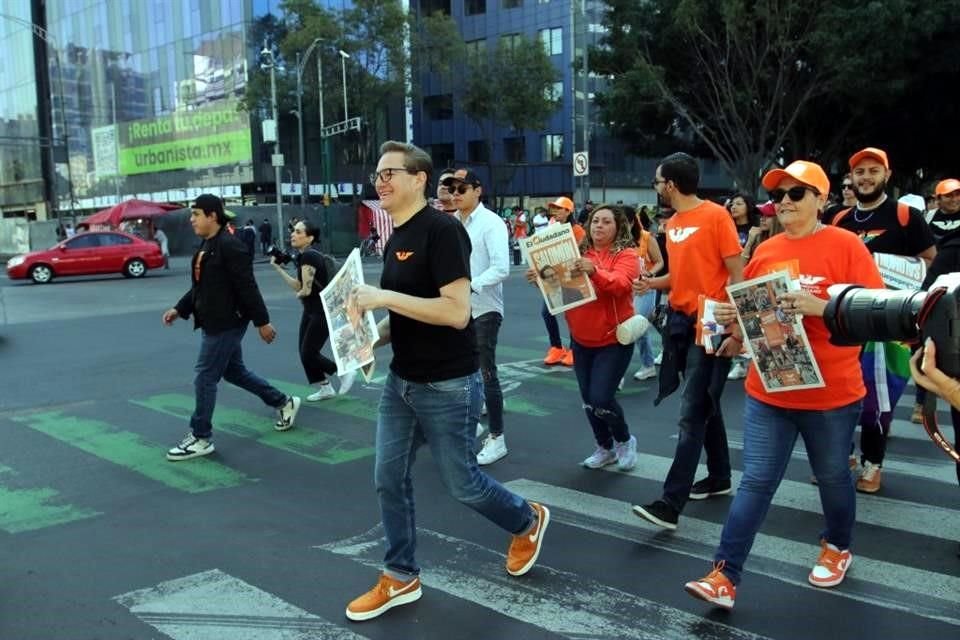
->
<box><xmin>268</xmin><ymin>379</ymin><xmax>379</xmax><ymax>422</ymax></box>
<box><xmin>603</xmin><ymin>451</ymin><xmax>960</xmax><ymax>538</ymax></box>
<box><xmin>506</xmin><ymin>479</ymin><xmax>960</xmax><ymax>627</ymax></box>
<box><xmin>114</xmin><ymin>569</ymin><xmax>365</xmax><ymax>639</ymax></box>
<box><xmin>0</xmin><ymin>464</ymin><xmax>101</xmax><ymax>533</ymax></box>
<box><xmin>11</xmin><ymin>411</ymin><xmax>250</xmax><ymax>493</ymax></box>
<box><xmin>319</xmin><ymin>525</ymin><xmax>772</xmax><ymax>640</ymax></box>
<box><xmin>714</xmin><ymin>433</ymin><xmax>959</xmax><ymax>485</ymax></box>
<box><xmin>132</xmin><ymin>394</ymin><xmax>374</xmax><ymax>465</ymax></box>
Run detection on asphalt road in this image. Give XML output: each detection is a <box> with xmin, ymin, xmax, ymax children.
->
<box><xmin>0</xmin><ymin>257</ymin><xmax>958</xmax><ymax>639</ymax></box>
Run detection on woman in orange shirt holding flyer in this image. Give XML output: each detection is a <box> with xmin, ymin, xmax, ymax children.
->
<box><xmin>527</xmin><ymin>204</ymin><xmax>640</xmax><ymax>470</ymax></box>
<box><xmin>683</xmin><ymin>160</ymin><xmax>884</xmax><ymax>610</ymax></box>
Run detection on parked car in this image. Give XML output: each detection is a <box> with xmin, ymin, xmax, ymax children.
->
<box><xmin>5</xmin><ymin>231</ymin><xmax>165</xmax><ymax>284</ymax></box>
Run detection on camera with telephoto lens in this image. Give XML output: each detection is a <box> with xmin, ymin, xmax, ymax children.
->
<box><xmin>823</xmin><ymin>273</ymin><xmax>960</xmax><ymax>377</ymax></box>
<box><xmin>266</xmin><ymin>245</ymin><xmax>297</xmax><ymax>266</ymax></box>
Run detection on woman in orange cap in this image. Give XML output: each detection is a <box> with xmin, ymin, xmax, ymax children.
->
<box><xmin>683</xmin><ymin>160</ymin><xmax>884</xmax><ymax>610</ymax></box>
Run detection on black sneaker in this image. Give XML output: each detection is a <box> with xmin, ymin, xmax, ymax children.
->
<box><xmin>632</xmin><ymin>500</ymin><xmax>678</xmax><ymax>530</ymax></box>
<box><xmin>689</xmin><ymin>477</ymin><xmax>732</xmax><ymax>501</ymax></box>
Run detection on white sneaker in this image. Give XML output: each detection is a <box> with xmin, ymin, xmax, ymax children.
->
<box><xmin>614</xmin><ymin>435</ymin><xmax>638</xmax><ymax>471</ymax></box>
<box><xmin>653</xmin><ymin>352</ymin><xmax>663</xmax><ymax>366</ymax></box>
<box><xmin>306</xmin><ymin>383</ymin><xmax>336</xmax><ymax>402</ymax></box>
<box><xmin>476</xmin><ymin>434</ymin><xmax>507</xmax><ymax>465</ymax></box>
<box><xmin>633</xmin><ymin>366</ymin><xmax>657</xmax><ymax>381</ymax></box>
<box><xmin>582</xmin><ymin>446</ymin><xmax>617</xmax><ymax>469</ymax></box>
<box><xmin>480</xmin><ymin>401</ymin><xmax>487</xmax><ymax>416</ymax></box>
<box><xmin>727</xmin><ymin>361</ymin><xmax>747</xmax><ymax>380</ymax></box>
<box><xmin>166</xmin><ymin>433</ymin><xmax>214</xmax><ymax>461</ymax></box>
<box><xmin>338</xmin><ymin>371</ymin><xmax>357</xmax><ymax>396</ymax></box>
<box><xmin>275</xmin><ymin>395</ymin><xmax>301</xmax><ymax>431</ymax></box>
<box><xmin>476</xmin><ymin>422</ymin><xmax>485</xmax><ymax>438</ymax></box>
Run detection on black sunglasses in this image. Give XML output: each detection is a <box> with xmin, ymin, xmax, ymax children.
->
<box><xmin>442</xmin><ymin>184</ymin><xmax>473</xmax><ymax>195</ymax></box>
<box><xmin>768</xmin><ymin>186</ymin><xmax>817</xmax><ymax>203</ymax></box>
<box><xmin>842</xmin><ymin>183</ymin><xmax>854</xmax><ymax>189</ymax></box>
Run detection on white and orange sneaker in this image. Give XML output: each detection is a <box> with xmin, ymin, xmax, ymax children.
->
<box><xmin>685</xmin><ymin>561</ymin><xmax>736</xmax><ymax>610</ymax></box>
<box><xmin>345</xmin><ymin>573</ymin><xmax>422</xmax><ymax>621</ymax></box>
<box><xmin>808</xmin><ymin>540</ymin><xmax>853</xmax><ymax>588</ymax></box>
<box><xmin>506</xmin><ymin>502</ymin><xmax>550</xmax><ymax>576</ymax></box>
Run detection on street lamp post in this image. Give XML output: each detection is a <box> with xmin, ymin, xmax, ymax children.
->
<box><xmin>0</xmin><ymin>12</ymin><xmax>76</xmax><ymax>224</ymax></box>
<box><xmin>295</xmin><ymin>38</ymin><xmax>322</xmax><ymax>207</ymax></box>
<box><xmin>339</xmin><ymin>50</ymin><xmax>350</xmax><ymax>123</ymax></box>
<box><xmin>260</xmin><ymin>41</ymin><xmax>283</xmax><ymax>240</ymax></box>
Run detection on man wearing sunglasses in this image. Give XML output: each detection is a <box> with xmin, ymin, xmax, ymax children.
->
<box><xmin>441</xmin><ymin>168</ymin><xmax>511</xmax><ymax>466</ymax></box>
<box><xmin>346</xmin><ymin>143</ymin><xmax>548</xmax><ymax>622</ymax></box>
<box><xmin>435</xmin><ymin>169</ymin><xmax>459</xmax><ymax>214</ymax></box>
<box><xmin>830</xmin><ymin>147</ymin><xmax>937</xmax><ymax>494</ymax></box>
<box><xmin>822</xmin><ymin>173</ymin><xmax>858</xmax><ymax>224</ymax></box>
<box><xmin>631</xmin><ymin>152</ymin><xmax>744</xmax><ymax>530</ymax></box>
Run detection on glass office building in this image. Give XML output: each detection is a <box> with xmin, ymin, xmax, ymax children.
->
<box><xmin>0</xmin><ymin>0</ymin><xmax>392</xmax><ymax>219</ymax></box>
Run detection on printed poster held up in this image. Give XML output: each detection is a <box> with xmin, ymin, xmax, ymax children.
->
<box><xmin>521</xmin><ymin>222</ymin><xmax>596</xmax><ymax>316</ymax></box>
<box><xmin>320</xmin><ymin>248</ymin><xmax>379</xmax><ymax>382</ymax></box>
<box><xmin>726</xmin><ymin>270</ymin><xmax>825</xmax><ymax>393</ymax></box>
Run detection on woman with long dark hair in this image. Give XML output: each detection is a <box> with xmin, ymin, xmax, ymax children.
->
<box><xmin>271</xmin><ymin>219</ymin><xmax>355</xmax><ymax>400</ymax></box>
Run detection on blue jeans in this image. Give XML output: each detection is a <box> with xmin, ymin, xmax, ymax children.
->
<box><xmin>661</xmin><ymin>345</ymin><xmax>732</xmax><ymax>512</ymax></box>
<box><xmin>541</xmin><ymin>301</ymin><xmax>563</xmax><ymax>349</ymax></box>
<box><xmin>474</xmin><ymin>312</ymin><xmax>504</xmax><ymax>435</ymax></box>
<box><xmin>571</xmin><ymin>340</ymin><xmax>635</xmax><ymax>448</ymax></box>
<box><xmin>191</xmin><ymin>325</ymin><xmax>287</xmax><ymax>439</ymax></box>
<box><xmin>633</xmin><ymin>290</ymin><xmax>657</xmax><ymax>367</ymax></box>
<box><xmin>716</xmin><ymin>397</ymin><xmax>861</xmax><ymax>585</ymax></box>
<box><xmin>375</xmin><ymin>371</ymin><xmax>534</xmax><ymax>578</ymax></box>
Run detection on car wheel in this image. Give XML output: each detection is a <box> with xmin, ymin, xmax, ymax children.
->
<box><xmin>124</xmin><ymin>258</ymin><xmax>147</xmax><ymax>278</ymax></box>
<box><xmin>29</xmin><ymin>264</ymin><xmax>54</xmax><ymax>284</ymax></box>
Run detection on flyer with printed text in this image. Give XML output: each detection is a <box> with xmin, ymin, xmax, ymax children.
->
<box><xmin>521</xmin><ymin>222</ymin><xmax>596</xmax><ymax>315</ymax></box>
<box><xmin>726</xmin><ymin>270</ymin><xmax>825</xmax><ymax>392</ymax></box>
<box><xmin>874</xmin><ymin>253</ymin><xmax>926</xmax><ymax>290</ymax></box>
<box><xmin>320</xmin><ymin>248</ymin><xmax>379</xmax><ymax>382</ymax></box>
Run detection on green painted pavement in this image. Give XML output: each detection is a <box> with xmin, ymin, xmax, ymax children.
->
<box><xmin>11</xmin><ymin>411</ymin><xmax>250</xmax><ymax>493</ymax></box>
<box><xmin>133</xmin><ymin>393</ymin><xmax>374</xmax><ymax>465</ymax></box>
<box><xmin>268</xmin><ymin>379</ymin><xmax>379</xmax><ymax>422</ymax></box>
<box><xmin>524</xmin><ymin>370</ymin><xmax>650</xmax><ymax>396</ymax></box>
<box><xmin>498</xmin><ymin>345</ymin><xmax>550</xmax><ymax>361</ymax></box>
<box><xmin>504</xmin><ymin>396</ymin><xmax>552</xmax><ymax>417</ymax></box>
<box><xmin>0</xmin><ymin>464</ymin><xmax>101</xmax><ymax>533</ymax></box>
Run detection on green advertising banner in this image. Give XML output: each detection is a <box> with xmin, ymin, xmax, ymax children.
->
<box><xmin>117</xmin><ymin>101</ymin><xmax>252</xmax><ymax>175</ymax></box>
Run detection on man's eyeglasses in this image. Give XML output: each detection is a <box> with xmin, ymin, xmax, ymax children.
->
<box><xmin>441</xmin><ymin>183</ymin><xmax>473</xmax><ymax>195</ymax></box>
<box><xmin>842</xmin><ymin>183</ymin><xmax>854</xmax><ymax>190</ymax></box>
<box><xmin>768</xmin><ymin>186</ymin><xmax>817</xmax><ymax>203</ymax></box>
<box><xmin>369</xmin><ymin>167</ymin><xmax>414</xmax><ymax>185</ymax></box>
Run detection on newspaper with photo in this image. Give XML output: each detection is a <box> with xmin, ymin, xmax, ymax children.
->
<box><xmin>320</xmin><ymin>248</ymin><xmax>379</xmax><ymax>382</ymax></box>
<box><xmin>521</xmin><ymin>222</ymin><xmax>596</xmax><ymax>315</ymax></box>
<box><xmin>726</xmin><ymin>269</ymin><xmax>825</xmax><ymax>392</ymax></box>
<box><xmin>696</xmin><ymin>295</ymin><xmax>726</xmax><ymax>354</ymax></box>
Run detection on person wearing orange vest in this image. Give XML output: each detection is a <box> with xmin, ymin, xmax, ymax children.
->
<box><xmin>540</xmin><ymin>196</ymin><xmax>585</xmax><ymax>367</ymax></box>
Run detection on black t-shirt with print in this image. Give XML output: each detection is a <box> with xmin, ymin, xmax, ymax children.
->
<box><xmin>832</xmin><ymin>197</ymin><xmax>935</xmax><ymax>256</ymax></box>
<box><xmin>296</xmin><ymin>247</ymin><xmax>328</xmax><ymax>314</ymax></box>
<box><xmin>380</xmin><ymin>205</ymin><xmax>478</xmax><ymax>383</ymax></box>
<box><xmin>926</xmin><ymin>209</ymin><xmax>960</xmax><ymax>246</ymax></box>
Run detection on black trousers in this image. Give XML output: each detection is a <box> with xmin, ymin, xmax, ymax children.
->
<box><xmin>299</xmin><ymin>311</ymin><xmax>338</xmax><ymax>384</ymax></box>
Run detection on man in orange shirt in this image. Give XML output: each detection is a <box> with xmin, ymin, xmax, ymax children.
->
<box><xmin>541</xmin><ymin>196</ymin><xmax>585</xmax><ymax>367</ymax></box>
<box><xmin>631</xmin><ymin>152</ymin><xmax>744</xmax><ymax>530</ymax></box>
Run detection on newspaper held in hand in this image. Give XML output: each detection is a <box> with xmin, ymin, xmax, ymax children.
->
<box><xmin>696</xmin><ymin>295</ymin><xmax>727</xmax><ymax>355</ymax></box>
<box><xmin>320</xmin><ymin>248</ymin><xmax>379</xmax><ymax>382</ymax></box>
<box><xmin>726</xmin><ymin>269</ymin><xmax>825</xmax><ymax>393</ymax></box>
<box><xmin>521</xmin><ymin>222</ymin><xmax>596</xmax><ymax>315</ymax></box>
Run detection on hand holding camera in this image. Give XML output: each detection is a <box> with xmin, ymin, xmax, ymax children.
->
<box><xmin>910</xmin><ymin>339</ymin><xmax>960</xmax><ymax>411</ymax></box>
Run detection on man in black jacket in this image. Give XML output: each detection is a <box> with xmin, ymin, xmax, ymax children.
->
<box><xmin>162</xmin><ymin>194</ymin><xmax>300</xmax><ymax>460</ymax></box>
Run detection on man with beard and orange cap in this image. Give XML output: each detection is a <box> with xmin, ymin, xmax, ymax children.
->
<box><xmin>830</xmin><ymin>147</ymin><xmax>937</xmax><ymax>494</ymax></box>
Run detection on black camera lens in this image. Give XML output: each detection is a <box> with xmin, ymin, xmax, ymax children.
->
<box><xmin>823</xmin><ymin>285</ymin><xmax>926</xmax><ymax>346</ymax></box>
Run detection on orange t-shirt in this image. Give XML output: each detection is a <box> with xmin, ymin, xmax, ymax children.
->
<box><xmin>743</xmin><ymin>226</ymin><xmax>885</xmax><ymax>410</ymax></box>
<box><xmin>665</xmin><ymin>201</ymin><xmax>742</xmax><ymax>315</ymax></box>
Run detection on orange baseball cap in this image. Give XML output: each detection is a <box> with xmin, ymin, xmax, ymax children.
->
<box><xmin>548</xmin><ymin>196</ymin><xmax>574</xmax><ymax>212</ymax></box>
<box><xmin>849</xmin><ymin>147</ymin><xmax>889</xmax><ymax>170</ymax></box>
<box><xmin>935</xmin><ymin>178</ymin><xmax>960</xmax><ymax>196</ymax></box>
<box><xmin>761</xmin><ymin>160</ymin><xmax>830</xmax><ymax>195</ymax></box>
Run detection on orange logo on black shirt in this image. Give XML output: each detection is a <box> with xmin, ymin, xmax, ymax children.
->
<box><xmin>395</xmin><ymin>251</ymin><xmax>414</xmax><ymax>261</ymax></box>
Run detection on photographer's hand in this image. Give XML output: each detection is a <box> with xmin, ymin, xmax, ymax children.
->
<box><xmin>910</xmin><ymin>339</ymin><xmax>960</xmax><ymax>411</ymax></box>
<box><xmin>258</xmin><ymin>323</ymin><xmax>277</xmax><ymax>344</ymax></box>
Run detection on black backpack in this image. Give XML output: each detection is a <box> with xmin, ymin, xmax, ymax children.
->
<box><xmin>304</xmin><ymin>248</ymin><xmax>339</xmax><ymax>287</ymax></box>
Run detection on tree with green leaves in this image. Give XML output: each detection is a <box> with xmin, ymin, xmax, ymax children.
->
<box><xmin>590</xmin><ymin>0</ymin><xmax>960</xmax><ymax>193</ymax></box>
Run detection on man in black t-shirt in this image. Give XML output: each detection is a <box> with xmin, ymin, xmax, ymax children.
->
<box><xmin>927</xmin><ymin>178</ymin><xmax>960</xmax><ymax>245</ymax></box>
<box><xmin>342</xmin><ymin>141</ymin><xmax>549</xmax><ymax>623</ymax></box>
<box><xmin>832</xmin><ymin>147</ymin><xmax>937</xmax><ymax>495</ymax></box>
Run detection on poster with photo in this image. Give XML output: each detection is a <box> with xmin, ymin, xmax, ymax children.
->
<box><xmin>521</xmin><ymin>222</ymin><xmax>596</xmax><ymax>315</ymax></box>
<box><xmin>726</xmin><ymin>270</ymin><xmax>825</xmax><ymax>392</ymax></box>
<box><xmin>696</xmin><ymin>295</ymin><xmax>725</xmax><ymax>354</ymax></box>
<box><xmin>319</xmin><ymin>248</ymin><xmax>379</xmax><ymax>382</ymax></box>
